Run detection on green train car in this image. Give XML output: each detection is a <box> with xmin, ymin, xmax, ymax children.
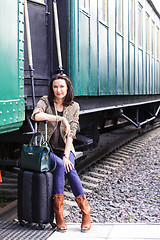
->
<box><xmin>67</xmin><ymin>0</ymin><xmax>160</xmax><ymax>114</ymax></box>
<box><xmin>0</xmin><ymin>0</ymin><xmax>160</xmax><ymax>166</ymax></box>
<box><xmin>0</xmin><ymin>0</ymin><xmax>25</xmax><ymax>134</ymax></box>
<box><xmin>68</xmin><ymin>0</ymin><xmax>160</xmax><ymax>96</ymax></box>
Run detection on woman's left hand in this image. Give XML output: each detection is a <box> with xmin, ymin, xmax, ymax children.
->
<box><xmin>63</xmin><ymin>156</ymin><xmax>74</xmax><ymax>173</ymax></box>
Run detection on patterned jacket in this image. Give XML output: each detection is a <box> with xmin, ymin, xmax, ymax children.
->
<box><xmin>31</xmin><ymin>96</ymin><xmax>80</xmax><ymax>156</ymax></box>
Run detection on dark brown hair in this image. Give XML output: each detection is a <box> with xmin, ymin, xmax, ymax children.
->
<box><xmin>48</xmin><ymin>73</ymin><xmax>74</xmax><ymax>107</ymax></box>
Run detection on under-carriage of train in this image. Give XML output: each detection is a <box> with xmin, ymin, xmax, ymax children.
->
<box><xmin>0</xmin><ymin>0</ymin><xmax>160</xmax><ymax>167</ymax></box>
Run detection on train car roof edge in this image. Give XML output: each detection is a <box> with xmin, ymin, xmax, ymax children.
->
<box><xmin>147</xmin><ymin>0</ymin><xmax>160</xmax><ymax>18</ymax></box>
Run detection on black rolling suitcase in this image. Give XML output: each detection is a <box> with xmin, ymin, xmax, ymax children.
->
<box><xmin>18</xmin><ymin>170</ymin><xmax>56</xmax><ymax>229</ymax></box>
<box><xmin>18</xmin><ymin>121</ymin><xmax>56</xmax><ymax>229</ymax></box>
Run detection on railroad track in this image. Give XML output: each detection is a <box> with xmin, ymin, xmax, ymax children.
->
<box><xmin>0</xmin><ymin>121</ymin><xmax>160</xmax><ymax>221</ymax></box>
<box><xmin>63</xmin><ymin>121</ymin><xmax>160</xmax><ymax>217</ymax></box>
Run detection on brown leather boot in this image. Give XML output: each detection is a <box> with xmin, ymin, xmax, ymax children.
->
<box><xmin>53</xmin><ymin>194</ymin><xmax>67</xmax><ymax>232</ymax></box>
<box><xmin>75</xmin><ymin>194</ymin><xmax>91</xmax><ymax>232</ymax></box>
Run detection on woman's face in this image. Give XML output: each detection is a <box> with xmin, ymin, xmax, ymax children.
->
<box><xmin>52</xmin><ymin>79</ymin><xmax>68</xmax><ymax>101</ymax></box>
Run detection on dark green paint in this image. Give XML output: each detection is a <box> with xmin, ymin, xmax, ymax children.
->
<box><xmin>67</xmin><ymin>0</ymin><xmax>160</xmax><ymax>96</ymax></box>
<box><xmin>0</xmin><ymin>0</ymin><xmax>25</xmax><ymax>134</ymax></box>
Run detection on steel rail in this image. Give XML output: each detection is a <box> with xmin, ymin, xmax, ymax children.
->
<box><xmin>76</xmin><ymin>121</ymin><xmax>160</xmax><ymax>173</ymax></box>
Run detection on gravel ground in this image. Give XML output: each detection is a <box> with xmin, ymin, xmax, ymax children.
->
<box><xmin>66</xmin><ymin>129</ymin><xmax>160</xmax><ymax>223</ymax></box>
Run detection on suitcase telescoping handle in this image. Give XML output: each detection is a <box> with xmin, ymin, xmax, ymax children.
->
<box><xmin>34</xmin><ymin>120</ymin><xmax>48</xmax><ymax>146</ymax></box>
<box><xmin>44</xmin><ymin>120</ymin><xmax>48</xmax><ymax>146</ymax></box>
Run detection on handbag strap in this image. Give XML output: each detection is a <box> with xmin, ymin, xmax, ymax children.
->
<box><xmin>50</xmin><ymin>160</ymin><xmax>57</xmax><ymax>172</ymax></box>
<box><xmin>47</xmin><ymin>141</ymin><xmax>57</xmax><ymax>172</ymax></box>
<box><xmin>29</xmin><ymin>132</ymin><xmax>44</xmax><ymax>146</ymax></box>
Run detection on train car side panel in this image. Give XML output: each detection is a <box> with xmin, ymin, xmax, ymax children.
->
<box><xmin>116</xmin><ymin>0</ymin><xmax>124</xmax><ymax>95</ymax></box>
<box><xmin>123</xmin><ymin>0</ymin><xmax>129</xmax><ymax>95</ymax></box>
<box><xmin>99</xmin><ymin>23</ymin><xmax>109</xmax><ymax>95</ymax></box>
<box><xmin>90</xmin><ymin>1</ymin><xmax>98</xmax><ymax>96</ymax></box>
<box><xmin>0</xmin><ymin>0</ymin><xmax>25</xmax><ymax>134</ymax></box>
<box><xmin>79</xmin><ymin>10</ymin><xmax>90</xmax><ymax>95</ymax></box>
<box><xmin>108</xmin><ymin>0</ymin><xmax>116</xmax><ymax>95</ymax></box>
<box><xmin>68</xmin><ymin>0</ymin><xmax>160</xmax><ymax>98</ymax></box>
<box><xmin>67</xmin><ymin>0</ymin><xmax>79</xmax><ymax>96</ymax></box>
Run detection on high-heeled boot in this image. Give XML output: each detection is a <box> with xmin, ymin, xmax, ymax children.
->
<box><xmin>53</xmin><ymin>194</ymin><xmax>67</xmax><ymax>232</ymax></box>
<box><xmin>75</xmin><ymin>194</ymin><xmax>91</xmax><ymax>232</ymax></box>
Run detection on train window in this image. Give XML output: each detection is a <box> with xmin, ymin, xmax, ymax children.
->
<box><xmin>138</xmin><ymin>3</ymin><xmax>143</xmax><ymax>48</ymax></box>
<box><xmin>152</xmin><ymin>21</ymin><xmax>155</xmax><ymax>57</ymax></box>
<box><xmin>117</xmin><ymin>0</ymin><xmax>123</xmax><ymax>34</ymax></box>
<box><xmin>99</xmin><ymin>0</ymin><xmax>108</xmax><ymax>25</ymax></box>
<box><xmin>146</xmin><ymin>13</ymin><xmax>150</xmax><ymax>53</ymax></box>
<box><xmin>130</xmin><ymin>0</ymin><xmax>135</xmax><ymax>42</ymax></box>
<box><xmin>79</xmin><ymin>0</ymin><xmax>89</xmax><ymax>12</ymax></box>
<box><xmin>157</xmin><ymin>27</ymin><xmax>159</xmax><ymax>60</ymax></box>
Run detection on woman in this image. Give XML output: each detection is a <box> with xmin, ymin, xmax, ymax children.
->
<box><xmin>31</xmin><ymin>73</ymin><xmax>91</xmax><ymax>232</ymax></box>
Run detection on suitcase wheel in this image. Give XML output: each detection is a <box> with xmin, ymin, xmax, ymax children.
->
<box><xmin>19</xmin><ymin>220</ymin><xmax>25</xmax><ymax>227</ymax></box>
<box><xmin>50</xmin><ymin>221</ymin><xmax>57</xmax><ymax>229</ymax></box>
<box><xmin>39</xmin><ymin>223</ymin><xmax>45</xmax><ymax>230</ymax></box>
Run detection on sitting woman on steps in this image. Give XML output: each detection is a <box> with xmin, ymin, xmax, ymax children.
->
<box><xmin>31</xmin><ymin>73</ymin><xmax>91</xmax><ymax>232</ymax></box>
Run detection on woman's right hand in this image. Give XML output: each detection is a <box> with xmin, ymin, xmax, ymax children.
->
<box><xmin>63</xmin><ymin>156</ymin><xmax>74</xmax><ymax>173</ymax></box>
<box><xmin>61</xmin><ymin>117</ymin><xmax>70</xmax><ymax>136</ymax></box>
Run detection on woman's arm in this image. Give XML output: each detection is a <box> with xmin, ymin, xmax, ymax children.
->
<box><xmin>69</xmin><ymin>103</ymin><xmax>80</xmax><ymax>139</ymax></box>
<box><xmin>62</xmin><ymin>135</ymin><xmax>74</xmax><ymax>173</ymax></box>
<box><xmin>62</xmin><ymin>103</ymin><xmax>80</xmax><ymax>173</ymax></box>
<box><xmin>35</xmin><ymin>112</ymin><xmax>71</xmax><ymax>136</ymax></box>
<box><xmin>35</xmin><ymin>112</ymin><xmax>57</xmax><ymax>122</ymax></box>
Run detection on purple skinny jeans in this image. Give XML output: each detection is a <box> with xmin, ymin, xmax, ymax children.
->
<box><xmin>50</xmin><ymin>151</ymin><xmax>84</xmax><ymax>197</ymax></box>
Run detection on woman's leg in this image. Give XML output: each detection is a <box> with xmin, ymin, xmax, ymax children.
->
<box><xmin>50</xmin><ymin>152</ymin><xmax>67</xmax><ymax>231</ymax></box>
<box><xmin>65</xmin><ymin>152</ymin><xmax>91</xmax><ymax>232</ymax></box>
<box><xmin>75</xmin><ymin>195</ymin><xmax>91</xmax><ymax>232</ymax></box>
<box><xmin>50</xmin><ymin>152</ymin><xmax>65</xmax><ymax>194</ymax></box>
<box><xmin>65</xmin><ymin>152</ymin><xmax>84</xmax><ymax>197</ymax></box>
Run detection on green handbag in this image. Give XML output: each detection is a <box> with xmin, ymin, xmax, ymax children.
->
<box><xmin>21</xmin><ymin>132</ymin><xmax>51</xmax><ymax>172</ymax></box>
